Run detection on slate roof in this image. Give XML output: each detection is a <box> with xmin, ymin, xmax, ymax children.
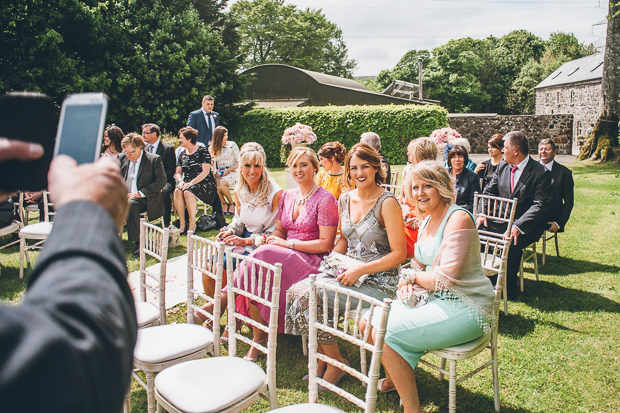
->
<box><xmin>535</xmin><ymin>53</ymin><xmax>604</xmax><ymax>89</ymax></box>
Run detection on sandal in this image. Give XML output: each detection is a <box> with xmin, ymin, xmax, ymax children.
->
<box><xmin>377</xmin><ymin>378</ymin><xmax>397</xmax><ymax>393</ymax></box>
<box><xmin>243</xmin><ymin>338</ymin><xmax>267</xmax><ymax>362</ymax></box>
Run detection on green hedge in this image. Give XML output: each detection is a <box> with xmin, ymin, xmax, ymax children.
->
<box><xmin>228</xmin><ymin>105</ymin><xmax>448</xmax><ymax>167</ymax></box>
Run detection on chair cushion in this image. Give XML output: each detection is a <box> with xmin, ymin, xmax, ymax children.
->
<box><xmin>155</xmin><ymin>357</ymin><xmax>266</xmax><ymax>413</ymax></box>
<box><xmin>0</xmin><ymin>221</ymin><xmax>20</xmax><ymax>236</ymax></box>
<box><xmin>271</xmin><ymin>404</ymin><xmax>344</xmax><ymax>412</ymax></box>
<box><xmin>432</xmin><ymin>330</ymin><xmax>492</xmax><ymax>356</ymax></box>
<box><xmin>135</xmin><ymin>302</ymin><xmax>160</xmax><ymax>328</ymax></box>
<box><xmin>20</xmin><ymin>222</ymin><xmax>53</xmax><ymax>236</ymax></box>
<box><xmin>480</xmin><ymin>253</ymin><xmax>501</xmax><ymax>276</ymax></box>
<box><xmin>134</xmin><ymin>324</ymin><xmax>213</xmax><ymax>364</ymax></box>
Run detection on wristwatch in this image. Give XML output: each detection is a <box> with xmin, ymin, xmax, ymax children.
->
<box><xmin>288</xmin><ymin>239</ymin><xmax>295</xmax><ymax>250</ymax></box>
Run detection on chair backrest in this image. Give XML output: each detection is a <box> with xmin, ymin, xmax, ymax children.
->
<box><xmin>380</xmin><ymin>184</ymin><xmax>402</xmax><ymax>199</ymax></box>
<box><xmin>473</xmin><ymin>193</ymin><xmax>518</xmax><ymax>239</ymax></box>
<box><xmin>139</xmin><ymin>219</ymin><xmax>170</xmax><ymax>325</ymax></box>
<box><xmin>308</xmin><ymin>274</ymin><xmax>392</xmax><ymax>413</ymax></box>
<box><xmin>18</xmin><ymin>191</ymin><xmax>54</xmax><ymax>224</ymax></box>
<box><xmin>480</xmin><ymin>234</ymin><xmax>508</xmax><ymax>319</ymax></box>
<box><xmin>389</xmin><ymin>171</ymin><xmax>399</xmax><ymax>186</ymax></box>
<box><xmin>186</xmin><ymin>233</ymin><xmax>225</xmax><ymax>356</ymax></box>
<box><xmin>225</xmin><ymin>246</ymin><xmax>282</xmax><ymax>406</ymax></box>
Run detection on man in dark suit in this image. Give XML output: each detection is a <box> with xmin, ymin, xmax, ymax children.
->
<box><xmin>538</xmin><ymin>138</ymin><xmax>574</xmax><ymax>233</ymax></box>
<box><xmin>119</xmin><ymin>133</ymin><xmax>166</xmax><ymax>257</ymax></box>
<box><xmin>187</xmin><ymin>94</ymin><xmax>220</xmax><ymax>146</ymax></box>
<box><xmin>477</xmin><ymin>131</ymin><xmax>552</xmax><ymax>298</ymax></box>
<box><xmin>142</xmin><ymin>123</ymin><xmax>175</xmax><ymax>227</ymax></box>
<box><xmin>0</xmin><ymin>138</ymin><xmax>136</xmax><ymax>413</ymax></box>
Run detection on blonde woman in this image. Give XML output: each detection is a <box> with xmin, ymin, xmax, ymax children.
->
<box><xmin>210</xmin><ymin>126</ymin><xmax>239</xmax><ymax>214</ymax></box>
<box><xmin>363</xmin><ymin>161</ymin><xmax>493</xmax><ymax>412</ymax></box>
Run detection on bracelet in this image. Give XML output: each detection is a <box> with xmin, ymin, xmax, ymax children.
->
<box><xmin>399</xmin><ymin>269</ymin><xmax>416</xmax><ymax>284</ymax></box>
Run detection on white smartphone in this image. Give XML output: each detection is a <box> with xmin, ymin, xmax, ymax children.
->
<box><xmin>54</xmin><ymin>93</ymin><xmax>108</xmax><ymax>164</ymax></box>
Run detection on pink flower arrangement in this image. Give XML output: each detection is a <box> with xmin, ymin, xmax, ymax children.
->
<box><xmin>430</xmin><ymin>127</ymin><xmax>462</xmax><ymax>152</ymax></box>
<box><xmin>281</xmin><ymin>123</ymin><xmax>317</xmax><ymax>145</ymax></box>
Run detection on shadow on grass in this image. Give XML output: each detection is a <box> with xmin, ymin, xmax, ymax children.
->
<box><xmin>519</xmin><ymin>279</ymin><xmax>620</xmax><ymax>313</ymax></box>
<box><xmin>533</xmin><ymin>256</ymin><xmax>620</xmax><ymax>276</ymax></box>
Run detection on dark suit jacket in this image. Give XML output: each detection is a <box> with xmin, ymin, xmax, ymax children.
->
<box><xmin>187</xmin><ymin>109</ymin><xmax>220</xmax><ymax>146</ymax></box>
<box><xmin>483</xmin><ymin>157</ymin><xmax>552</xmax><ymax>239</ymax></box>
<box><xmin>0</xmin><ymin>201</ymin><xmax>137</xmax><ymax>412</ymax></box>
<box><xmin>119</xmin><ymin>151</ymin><xmax>166</xmax><ymax>219</ymax></box>
<box><xmin>453</xmin><ymin>167</ymin><xmax>480</xmax><ymax>213</ymax></box>
<box><xmin>546</xmin><ymin>161</ymin><xmax>574</xmax><ymax>232</ymax></box>
<box><xmin>155</xmin><ymin>140</ymin><xmax>176</xmax><ymax>185</ymax></box>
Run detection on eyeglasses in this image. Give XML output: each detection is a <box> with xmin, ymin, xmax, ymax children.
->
<box><xmin>124</xmin><ymin>148</ymin><xmax>138</xmax><ymax>156</ymax></box>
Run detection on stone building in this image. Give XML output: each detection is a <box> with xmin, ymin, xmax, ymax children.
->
<box><xmin>534</xmin><ymin>53</ymin><xmax>604</xmax><ymax>155</ymax></box>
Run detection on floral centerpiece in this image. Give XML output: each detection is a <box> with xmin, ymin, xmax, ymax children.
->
<box><xmin>430</xmin><ymin>127</ymin><xmax>462</xmax><ymax>153</ymax></box>
<box><xmin>280</xmin><ymin>123</ymin><xmax>317</xmax><ymax>163</ymax></box>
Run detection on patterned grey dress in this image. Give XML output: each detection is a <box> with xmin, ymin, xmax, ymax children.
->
<box><xmin>284</xmin><ymin>190</ymin><xmax>399</xmax><ymax>343</ymax></box>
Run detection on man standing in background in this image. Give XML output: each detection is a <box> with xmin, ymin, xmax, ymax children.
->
<box><xmin>187</xmin><ymin>95</ymin><xmax>220</xmax><ymax>146</ymax></box>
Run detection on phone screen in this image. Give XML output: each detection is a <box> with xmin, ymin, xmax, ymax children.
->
<box><xmin>56</xmin><ymin>101</ymin><xmax>105</xmax><ymax>164</ymax></box>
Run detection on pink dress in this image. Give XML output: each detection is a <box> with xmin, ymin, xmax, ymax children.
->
<box><xmin>235</xmin><ymin>187</ymin><xmax>339</xmax><ymax>333</ymax></box>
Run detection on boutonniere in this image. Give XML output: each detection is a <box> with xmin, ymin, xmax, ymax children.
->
<box><xmin>212</xmin><ymin>114</ymin><xmax>218</xmax><ymax>119</ymax></box>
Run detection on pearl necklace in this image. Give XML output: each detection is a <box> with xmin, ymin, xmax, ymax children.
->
<box><xmin>295</xmin><ymin>184</ymin><xmax>318</xmax><ymax>205</ymax></box>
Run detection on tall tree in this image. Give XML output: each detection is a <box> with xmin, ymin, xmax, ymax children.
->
<box><xmin>231</xmin><ymin>0</ymin><xmax>357</xmax><ymax>77</ymax></box>
<box><xmin>579</xmin><ymin>0</ymin><xmax>620</xmax><ymax>161</ymax></box>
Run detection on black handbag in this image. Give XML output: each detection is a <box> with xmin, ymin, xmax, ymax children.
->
<box><xmin>196</xmin><ymin>211</ymin><xmax>227</xmax><ymax>232</ymax></box>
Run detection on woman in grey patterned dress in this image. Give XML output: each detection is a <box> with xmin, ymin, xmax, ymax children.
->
<box><xmin>285</xmin><ymin>143</ymin><xmax>406</xmax><ymax>388</ymax></box>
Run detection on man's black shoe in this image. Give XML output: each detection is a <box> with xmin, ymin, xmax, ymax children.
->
<box><xmin>132</xmin><ymin>249</ymin><xmax>140</xmax><ymax>259</ymax></box>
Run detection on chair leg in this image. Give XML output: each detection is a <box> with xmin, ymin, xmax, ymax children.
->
<box><xmin>438</xmin><ymin>357</ymin><xmax>446</xmax><ymax>380</ymax></box>
<box><xmin>555</xmin><ymin>233</ymin><xmax>560</xmax><ymax>257</ymax></box>
<box><xmin>503</xmin><ymin>281</ymin><xmax>508</xmax><ymax>316</ymax></box>
<box><xmin>492</xmin><ymin>349</ymin><xmax>500</xmax><ymax>412</ymax></box>
<box><xmin>448</xmin><ymin>359</ymin><xmax>457</xmax><ymax>413</ymax></box>
<box><xmin>532</xmin><ymin>243</ymin><xmax>539</xmax><ymax>281</ymax></box>
<box><xmin>542</xmin><ymin>231</ymin><xmax>547</xmax><ymax>266</ymax></box>
<box><xmin>519</xmin><ymin>255</ymin><xmax>524</xmax><ymax>293</ymax></box>
<box><xmin>360</xmin><ymin>348</ymin><xmax>367</xmax><ymax>376</ymax></box>
<box><xmin>19</xmin><ymin>237</ymin><xmax>25</xmax><ymax>279</ymax></box>
<box><xmin>146</xmin><ymin>372</ymin><xmax>156</xmax><ymax>413</ymax></box>
<box><xmin>157</xmin><ymin>403</ymin><xmax>165</xmax><ymax>413</ymax></box>
<box><xmin>301</xmin><ymin>335</ymin><xmax>308</xmax><ymax>356</ymax></box>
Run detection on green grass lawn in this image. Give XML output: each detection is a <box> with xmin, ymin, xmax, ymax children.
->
<box><xmin>1</xmin><ymin>161</ymin><xmax>619</xmax><ymax>412</ymax></box>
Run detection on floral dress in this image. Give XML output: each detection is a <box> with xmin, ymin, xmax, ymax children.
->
<box><xmin>178</xmin><ymin>146</ymin><xmax>218</xmax><ymax>205</ymax></box>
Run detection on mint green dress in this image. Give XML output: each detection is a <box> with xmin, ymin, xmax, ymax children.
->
<box><xmin>384</xmin><ymin>204</ymin><xmax>488</xmax><ymax>369</ymax></box>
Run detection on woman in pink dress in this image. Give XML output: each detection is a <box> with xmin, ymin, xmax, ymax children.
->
<box><xmin>236</xmin><ymin>146</ymin><xmax>339</xmax><ymax>361</ymax></box>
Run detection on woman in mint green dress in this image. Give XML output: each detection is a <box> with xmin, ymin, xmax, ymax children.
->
<box><xmin>365</xmin><ymin>161</ymin><xmax>494</xmax><ymax>413</ymax></box>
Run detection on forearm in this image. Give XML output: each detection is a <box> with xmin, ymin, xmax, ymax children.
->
<box><xmin>189</xmin><ymin>169</ymin><xmax>210</xmax><ymax>185</ymax></box>
<box><xmin>290</xmin><ymin>237</ymin><xmax>334</xmax><ymax>254</ymax></box>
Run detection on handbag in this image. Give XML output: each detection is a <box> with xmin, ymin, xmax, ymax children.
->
<box><xmin>196</xmin><ymin>211</ymin><xmax>227</xmax><ymax>232</ymax></box>
<box><xmin>318</xmin><ymin>251</ymin><xmax>369</xmax><ymax>288</ymax></box>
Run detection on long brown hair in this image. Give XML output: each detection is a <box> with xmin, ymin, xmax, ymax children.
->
<box><xmin>210</xmin><ymin>126</ymin><xmax>228</xmax><ymax>158</ymax></box>
<box><xmin>344</xmin><ymin>143</ymin><xmax>386</xmax><ymax>189</ymax></box>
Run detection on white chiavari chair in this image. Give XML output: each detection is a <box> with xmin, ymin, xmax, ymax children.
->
<box><xmin>135</xmin><ymin>219</ymin><xmax>170</xmax><ymax>329</ymax></box>
<box><xmin>153</xmin><ymin>246</ymin><xmax>282</xmax><ymax>412</ymax></box>
<box><xmin>542</xmin><ymin>229</ymin><xmax>560</xmax><ymax>265</ymax></box>
<box><xmin>473</xmin><ymin>192</ymin><xmax>517</xmax><ymax>315</ymax></box>
<box><xmin>18</xmin><ymin>190</ymin><xmax>54</xmax><ymax>278</ymax></box>
<box><xmin>389</xmin><ymin>171</ymin><xmax>399</xmax><ymax>186</ymax></box>
<box><xmin>380</xmin><ymin>183</ymin><xmax>402</xmax><ymax>199</ymax></box>
<box><xmin>270</xmin><ymin>274</ymin><xmax>391</xmax><ymax>413</ymax></box>
<box><xmin>417</xmin><ymin>234</ymin><xmax>505</xmax><ymax>413</ymax></box>
<box><xmin>124</xmin><ymin>235</ymin><xmax>224</xmax><ymax>413</ymax></box>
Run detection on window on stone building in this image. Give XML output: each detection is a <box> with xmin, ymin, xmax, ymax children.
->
<box><xmin>545</xmin><ymin>93</ymin><xmax>550</xmax><ymax>104</ymax></box>
<box><xmin>571</xmin><ymin>90</ymin><xmax>575</xmax><ymax>103</ymax></box>
<box><xmin>557</xmin><ymin>91</ymin><xmax>560</xmax><ymax>103</ymax></box>
<box><xmin>578</xmin><ymin>121</ymin><xmax>583</xmax><ymax>136</ymax></box>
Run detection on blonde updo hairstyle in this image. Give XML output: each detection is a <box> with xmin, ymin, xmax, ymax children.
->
<box><xmin>404</xmin><ymin>160</ymin><xmax>454</xmax><ymax>208</ymax></box>
<box><xmin>286</xmin><ymin>146</ymin><xmax>320</xmax><ymax>174</ymax></box>
<box><xmin>235</xmin><ymin>142</ymin><xmax>274</xmax><ymax>207</ymax></box>
<box><xmin>344</xmin><ymin>143</ymin><xmax>386</xmax><ymax>189</ymax></box>
<box><xmin>408</xmin><ymin>137</ymin><xmax>438</xmax><ymax>164</ymax></box>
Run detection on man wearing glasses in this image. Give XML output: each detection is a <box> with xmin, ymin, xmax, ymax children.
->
<box><xmin>119</xmin><ymin>133</ymin><xmax>166</xmax><ymax>257</ymax></box>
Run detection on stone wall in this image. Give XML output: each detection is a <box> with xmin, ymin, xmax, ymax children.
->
<box><xmin>535</xmin><ymin>80</ymin><xmax>603</xmax><ymax>154</ymax></box>
<box><xmin>447</xmin><ymin>114</ymin><xmax>573</xmax><ymax>155</ymax></box>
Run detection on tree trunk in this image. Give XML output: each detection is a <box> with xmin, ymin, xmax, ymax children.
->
<box><xmin>580</xmin><ymin>0</ymin><xmax>620</xmax><ymax>161</ymax></box>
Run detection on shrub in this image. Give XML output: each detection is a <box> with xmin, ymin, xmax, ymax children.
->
<box><xmin>228</xmin><ymin>105</ymin><xmax>448</xmax><ymax>167</ymax></box>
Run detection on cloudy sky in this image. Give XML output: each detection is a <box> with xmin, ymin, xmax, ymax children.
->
<box><xmin>274</xmin><ymin>0</ymin><xmax>609</xmax><ymax>76</ymax></box>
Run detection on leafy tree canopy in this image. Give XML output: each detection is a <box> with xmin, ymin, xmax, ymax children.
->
<box><xmin>230</xmin><ymin>0</ymin><xmax>357</xmax><ymax>77</ymax></box>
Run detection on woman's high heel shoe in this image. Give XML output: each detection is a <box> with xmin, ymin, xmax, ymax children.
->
<box><xmin>243</xmin><ymin>339</ymin><xmax>268</xmax><ymax>362</ymax></box>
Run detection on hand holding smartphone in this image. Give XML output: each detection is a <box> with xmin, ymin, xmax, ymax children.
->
<box><xmin>0</xmin><ymin>92</ymin><xmax>108</xmax><ymax>193</ymax></box>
